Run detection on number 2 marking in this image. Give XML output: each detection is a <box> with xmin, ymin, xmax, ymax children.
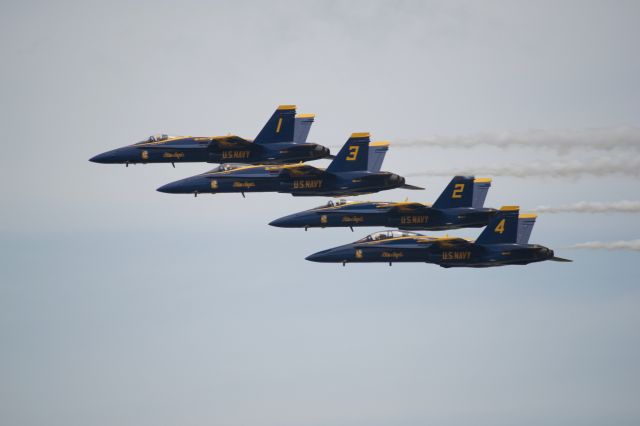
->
<box><xmin>346</xmin><ymin>145</ymin><xmax>359</xmax><ymax>161</ymax></box>
<box><xmin>452</xmin><ymin>183</ymin><xmax>465</xmax><ymax>199</ymax></box>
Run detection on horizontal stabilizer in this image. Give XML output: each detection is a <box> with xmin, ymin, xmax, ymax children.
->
<box><xmin>550</xmin><ymin>256</ymin><xmax>573</xmax><ymax>262</ymax></box>
<box><xmin>402</xmin><ymin>184</ymin><xmax>425</xmax><ymax>190</ymax></box>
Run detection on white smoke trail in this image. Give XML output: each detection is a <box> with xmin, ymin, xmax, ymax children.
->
<box><xmin>406</xmin><ymin>157</ymin><xmax>640</xmax><ymax>178</ymax></box>
<box><xmin>532</xmin><ymin>201</ymin><xmax>640</xmax><ymax>213</ymax></box>
<box><xmin>565</xmin><ymin>240</ymin><xmax>640</xmax><ymax>252</ymax></box>
<box><xmin>396</xmin><ymin>127</ymin><xmax>640</xmax><ymax>153</ymax></box>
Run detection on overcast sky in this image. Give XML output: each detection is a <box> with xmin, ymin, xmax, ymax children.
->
<box><xmin>1</xmin><ymin>1</ymin><xmax>639</xmax><ymax>425</ymax></box>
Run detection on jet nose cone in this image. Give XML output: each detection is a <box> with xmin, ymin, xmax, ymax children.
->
<box><xmin>305</xmin><ymin>248</ymin><xmax>339</xmax><ymax>262</ymax></box>
<box><xmin>157</xmin><ymin>181</ymin><xmax>183</xmax><ymax>194</ymax></box>
<box><xmin>305</xmin><ymin>252</ymin><xmax>325</xmax><ymax>262</ymax></box>
<box><xmin>268</xmin><ymin>213</ymin><xmax>305</xmax><ymax>228</ymax></box>
<box><xmin>269</xmin><ymin>217</ymin><xmax>287</xmax><ymax>227</ymax></box>
<box><xmin>89</xmin><ymin>152</ymin><xmax>110</xmax><ymax>163</ymax></box>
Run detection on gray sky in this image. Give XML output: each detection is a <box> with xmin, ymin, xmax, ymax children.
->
<box><xmin>1</xmin><ymin>1</ymin><xmax>639</xmax><ymax>425</ymax></box>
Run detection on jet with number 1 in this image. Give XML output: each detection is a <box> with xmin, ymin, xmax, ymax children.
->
<box><xmin>89</xmin><ymin>105</ymin><xmax>330</xmax><ymax>166</ymax></box>
<box><xmin>157</xmin><ymin>132</ymin><xmax>423</xmax><ymax>197</ymax></box>
<box><xmin>306</xmin><ymin>206</ymin><xmax>572</xmax><ymax>267</ymax></box>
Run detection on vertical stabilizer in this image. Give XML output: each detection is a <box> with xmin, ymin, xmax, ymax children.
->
<box><xmin>475</xmin><ymin>206</ymin><xmax>520</xmax><ymax>244</ymax></box>
<box><xmin>293</xmin><ymin>113</ymin><xmax>314</xmax><ymax>144</ymax></box>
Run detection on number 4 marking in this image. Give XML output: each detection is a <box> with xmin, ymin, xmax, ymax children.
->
<box><xmin>494</xmin><ymin>219</ymin><xmax>506</xmax><ymax>234</ymax></box>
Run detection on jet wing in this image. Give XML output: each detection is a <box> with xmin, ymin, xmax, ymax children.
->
<box><xmin>277</xmin><ymin>164</ymin><xmax>325</xmax><ymax>177</ymax></box>
<box><xmin>431</xmin><ymin>237</ymin><xmax>473</xmax><ymax>248</ymax></box>
<box><xmin>209</xmin><ymin>135</ymin><xmax>255</xmax><ymax>150</ymax></box>
<box><xmin>550</xmin><ymin>257</ymin><xmax>573</xmax><ymax>262</ymax></box>
<box><xmin>387</xmin><ymin>202</ymin><xmax>429</xmax><ymax>213</ymax></box>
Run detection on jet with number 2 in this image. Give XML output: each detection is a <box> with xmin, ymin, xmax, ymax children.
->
<box><xmin>306</xmin><ymin>206</ymin><xmax>572</xmax><ymax>267</ymax></box>
<box><xmin>89</xmin><ymin>105</ymin><xmax>330</xmax><ymax>166</ymax></box>
<box><xmin>269</xmin><ymin>175</ymin><xmax>496</xmax><ymax>230</ymax></box>
<box><xmin>156</xmin><ymin>132</ymin><xmax>423</xmax><ymax>197</ymax></box>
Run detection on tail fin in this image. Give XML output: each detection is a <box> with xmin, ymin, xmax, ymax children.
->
<box><xmin>254</xmin><ymin>105</ymin><xmax>296</xmax><ymax>144</ymax></box>
<box><xmin>475</xmin><ymin>206</ymin><xmax>520</xmax><ymax>245</ymax></box>
<box><xmin>293</xmin><ymin>113</ymin><xmax>315</xmax><ymax>144</ymax></box>
<box><xmin>368</xmin><ymin>141</ymin><xmax>389</xmax><ymax>172</ymax></box>
<box><xmin>432</xmin><ymin>176</ymin><xmax>475</xmax><ymax>209</ymax></box>
<box><xmin>472</xmin><ymin>178</ymin><xmax>492</xmax><ymax>208</ymax></box>
<box><xmin>326</xmin><ymin>133</ymin><xmax>370</xmax><ymax>173</ymax></box>
<box><xmin>517</xmin><ymin>214</ymin><xmax>537</xmax><ymax>244</ymax></box>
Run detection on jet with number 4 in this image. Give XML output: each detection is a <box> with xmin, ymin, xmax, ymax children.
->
<box><xmin>306</xmin><ymin>206</ymin><xmax>572</xmax><ymax>267</ymax></box>
<box><xmin>89</xmin><ymin>105</ymin><xmax>330</xmax><ymax>166</ymax></box>
<box><xmin>269</xmin><ymin>175</ymin><xmax>497</xmax><ymax>230</ymax></box>
<box><xmin>156</xmin><ymin>132</ymin><xmax>423</xmax><ymax>197</ymax></box>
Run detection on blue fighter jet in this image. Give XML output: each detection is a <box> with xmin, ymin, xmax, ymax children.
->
<box><xmin>157</xmin><ymin>132</ymin><xmax>423</xmax><ymax>197</ymax></box>
<box><xmin>89</xmin><ymin>105</ymin><xmax>330</xmax><ymax>166</ymax></box>
<box><xmin>306</xmin><ymin>206</ymin><xmax>572</xmax><ymax>267</ymax></box>
<box><xmin>269</xmin><ymin>176</ymin><xmax>496</xmax><ymax>231</ymax></box>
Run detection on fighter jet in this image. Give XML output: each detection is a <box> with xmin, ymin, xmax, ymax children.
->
<box><xmin>157</xmin><ymin>132</ymin><xmax>423</xmax><ymax>197</ymax></box>
<box><xmin>89</xmin><ymin>105</ymin><xmax>330</xmax><ymax>166</ymax></box>
<box><xmin>306</xmin><ymin>206</ymin><xmax>572</xmax><ymax>267</ymax></box>
<box><xmin>269</xmin><ymin>175</ymin><xmax>496</xmax><ymax>230</ymax></box>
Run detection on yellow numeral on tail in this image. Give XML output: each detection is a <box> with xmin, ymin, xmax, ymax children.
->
<box><xmin>346</xmin><ymin>145</ymin><xmax>359</xmax><ymax>161</ymax></box>
<box><xmin>452</xmin><ymin>183</ymin><xmax>465</xmax><ymax>199</ymax></box>
<box><xmin>494</xmin><ymin>219</ymin><xmax>506</xmax><ymax>234</ymax></box>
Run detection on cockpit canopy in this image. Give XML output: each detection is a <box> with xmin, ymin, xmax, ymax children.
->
<box><xmin>148</xmin><ymin>133</ymin><xmax>170</xmax><ymax>142</ymax></box>
<box><xmin>207</xmin><ymin>163</ymin><xmax>245</xmax><ymax>173</ymax></box>
<box><xmin>358</xmin><ymin>230</ymin><xmax>422</xmax><ymax>243</ymax></box>
<box><xmin>316</xmin><ymin>199</ymin><xmax>349</xmax><ymax>209</ymax></box>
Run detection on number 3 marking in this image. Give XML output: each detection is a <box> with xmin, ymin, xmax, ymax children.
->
<box><xmin>346</xmin><ymin>145</ymin><xmax>359</xmax><ymax>161</ymax></box>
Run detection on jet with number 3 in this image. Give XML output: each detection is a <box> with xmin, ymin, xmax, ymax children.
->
<box><xmin>89</xmin><ymin>105</ymin><xmax>330</xmax><ymax>166</ymax></box>
<box><xmin>269</xmin><ymin>175</ymin><xmax>497</xmax><ymax>230</ymax></box>
<box><xmin>305</xmin><ymin>206</ymin><xmax>572</xmax><ymax>267</ymax></box>
<box><xmin>156</xmin><ymin>132</ymin><xmax>423</xmax><ymax>197</ymax></box>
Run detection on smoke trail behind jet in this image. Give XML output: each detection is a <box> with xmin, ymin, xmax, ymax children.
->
<box><xmin>566</xmin><ymin>240</ymin><xmax>640</xmax><ymax>251</ymax></box>
<box><xmin>532</xmin><ymin>201</ymin><xmax>640</xmax><ymax>213</ymax></box>
<box><xmin>396</xmin><ymin>127</ymin><xmax>640</xmax><ymax>153</ymax></box>
<box><xmin>406</xmin><ymin>157</ymin><xmax>640</xmax><ymax>178</ymax></box>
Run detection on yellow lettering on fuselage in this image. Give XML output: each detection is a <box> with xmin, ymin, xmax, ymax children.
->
<box><xmin>381</xmin><ymin>251</ymin><xmax>404</xmax><ymax>259</ymax></box>
<box><xmin>341</xmin><ymin>216</ymin><xmax>364</xmax><ymax>224</ymax></box>
<box><xmin>400</xmin><ymin>215</ymin><xmax>428</xmax><ymax>225</ymax></box>
<box><xmin>293</xmin><ymin>179</ymin><xmax>323</xmax><ymax>189</ymax></box>
<box><xmin>442</xmin><ymin>251</ymin><xmax>472</xmax><ymax>260</ymax></box>
<box><xmin>163</xmin><ymin>152</ymin><xmax>185</xmax><ymax>159</ymax></box>
<box><xmin>222</xmin><ymin>150</ymin><xmax>251</xmax><ymax>160</ymax></box>
<box><xmin>232</xmin><ymin>181</ymin><xmax>256</xmax><ymax>188</ymax></box>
